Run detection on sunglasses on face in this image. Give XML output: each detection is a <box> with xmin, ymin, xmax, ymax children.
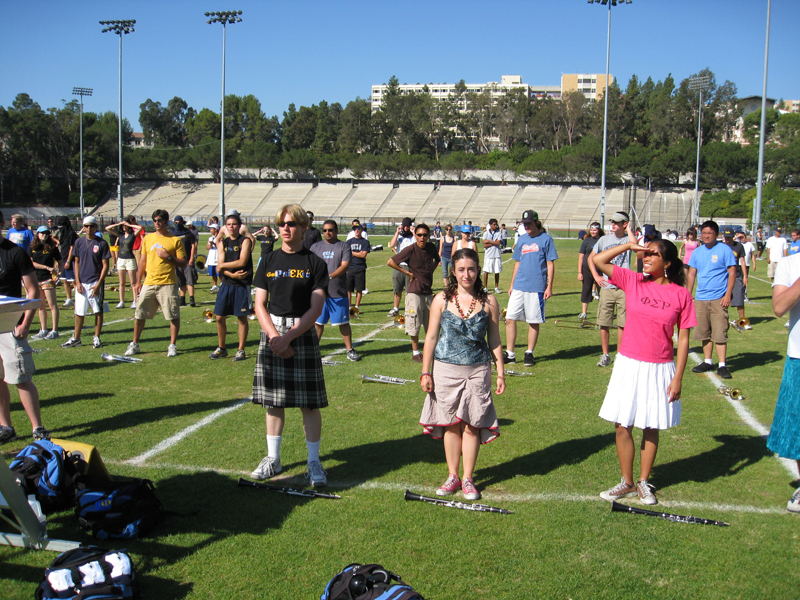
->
<box><xmin>277</xmin><ymin>221</ymin><xmax>298</xmax><ymax>228</ymax></box>
<box><xmin>153</xmin><ymin>218</ymin><xmax>166</xmax><ymax>223</ymax></box>
<box><xmin>322</xmin><ymin>228</ymin><xmax>336</xmax><ymax>233</ymax></box>
<box><xmin>416</xmin><ymin>233</ymin><xmax>429</xmax><ymax>238</ymax></box>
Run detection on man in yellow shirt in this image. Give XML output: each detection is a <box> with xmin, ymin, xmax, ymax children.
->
<box><xmin>125</xmin><ymin>210</ymin><xmax>187</xmax><ymax>357</ymax></box>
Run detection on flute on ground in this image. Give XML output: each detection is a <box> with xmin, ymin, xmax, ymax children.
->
<box><xmin>611</xmin><ymin>501</ymin><xmax>729</xmax><ymax>526</ymax></box>
<box><xmin>362</xmin><ymin>374</ymin><xmax>415</xmax><ymax>385</ymax></box>
<box><xmin>404</xmin><ymin>490</ymin><xmax>513</xmax><ymax>514</ymax></box>
<box><xmin>237</xmin><ymin>478</ymin><xmax>341</xmax><ymax>499</ymax></box>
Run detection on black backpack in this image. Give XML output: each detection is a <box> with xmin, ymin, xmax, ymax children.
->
<box><xmin>321</xmin><ymin>563</ymin><xmax>424</xmax><ymax>600</ymax></box>
<box><xmin>34</xmin><ymin>545</ymin><xmax>139</xmax><ymax>600</ymax></box>
<box><xmin>75</xmin><ymin>476</ymin><xmax>165</xmax><ymax>540</ymax></box>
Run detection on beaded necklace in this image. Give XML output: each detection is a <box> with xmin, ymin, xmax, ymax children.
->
<box><xmin>454</xmin><ymin>294</ymin><xmax>478</xmax><ymax>319</ymax></box>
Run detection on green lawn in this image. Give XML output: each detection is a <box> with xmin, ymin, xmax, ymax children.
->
<box><xmin>1</xmin><ymin>235</ymin><xmax>795</xmax><ymax>599</ymax></box>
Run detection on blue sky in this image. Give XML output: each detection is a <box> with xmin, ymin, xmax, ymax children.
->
<box><xmin>2</xmin><ymin>0</ymin><xmax>798</xmax><ymax>130</ymax></box>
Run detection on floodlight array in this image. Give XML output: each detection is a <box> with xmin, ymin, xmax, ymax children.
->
<box><xmin>72</xmin><ymin>87</ymin><xmax>93</xmax><ymax>97</ymax></box>
<box><xmin>99</xmin><ymin>20</ymin><xmax>136</xmax><ymax>34</ymax></box>
<box><xmin>587</xmin><ymin>0</ymin><xmax>631</xmax><ymax>5</ymax></box>
<box><xmin>205</xmin><ymin>11</ymin><xmax>243</xmax><ymax>25</ymax></box>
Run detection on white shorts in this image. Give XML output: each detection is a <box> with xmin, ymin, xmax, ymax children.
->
<box><xmin>483</xmin><ymin>257</ymin><xmax>503</xmax><ymax>274</ymax></box>
<box><xmin>117</xmin><ymin>257</ymin><xmax>137</xmax><ymax>272</ymax></box>
<box><xmin>75</xmin><ymin>284</ymin><xmax>104</xmax><ymax>317</ymax></box>
<box><xmin>506</xmin><ymin>289</ymin><xmax>545</xmax><ymax>324</ymax></box>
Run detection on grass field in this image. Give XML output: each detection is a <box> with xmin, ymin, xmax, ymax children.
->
<box><xmin>1</xmin><ymin>234</ymin><xmax>796</xmax><ymax>600</ymax></box>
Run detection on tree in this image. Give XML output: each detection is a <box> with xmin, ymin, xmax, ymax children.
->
<box><xmin>239</xmin><ymin>141</ymin><xmax>279</xmax><ymax>182</ymax></box>
<box><xmin>440</xmin><ymin>151</ymin><xmax>475</xmax><ymax>183</ymax></box>
<box><xmin>281</xmin><ymin>104</ymin><xmax>317</xmax><ymax>151</ymax></box>
<box><xmin>338</xmin><ymin>98</ymin><xmax>373</xmax><ymax>154</ymax></box>
<box><xmin>561</xmin><ymin>136</ymin><xmax>602</xmax><ymax>183</ymax></box>
<box><xmin>613</xmin><ymin>143</ymin><xmax>653</xmax><ymax>183</ymax></box>
<box><xmin>701</xmin><ymin>141</ymin><xmax>757</xmax><ymax>186</ymax></box>
<box><xmin>139</xmin><ymin>96</ymin><xmax>194</xmax><ymax>147</ymax></box>
<box><xmin>518</xmin><ymin>150</ymin><xmax>564</xmax><ymax>183</ymax></box>
<box><xmin>742</xmin><ymin>108</ymin><xmax>779</xmax><ymax>146</ymax></box>
<box><xmin>278</xmin><ymin>148</ymin><xmax>315</xmax><ymax>180</ymax></box>
<box><xmin>185</xmin><ymin>108</ymin><xmax>220</xmax><ymax>145</ymax></box>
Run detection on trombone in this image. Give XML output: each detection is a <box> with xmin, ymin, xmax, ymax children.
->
<box><xmin>361</xmin><ymin>374</ymin><xmax>415</xmax><ymax>385</ymax></box>
<box><xmin>350</xmin><ymin>306</ymin><xmax>361</xmax><ymax>317</ymax></box>
<box><xmin>729</xmin><ymin>318</ymin><xmax>751</xmax><ymax>332</ymax></box>
<box><xmin>394</xmin><ymin>315</ymin><xmax>406</xmax><ymax>328</ymax></box>
<box><xmin>718</xmin><ymin>386</ymin><xmax>745</xmax><ymax>400</ymax></box>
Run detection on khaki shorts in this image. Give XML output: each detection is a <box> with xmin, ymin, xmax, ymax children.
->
<box><xmin>135</xmin><ymin>284</ymin><xmax>180</xmax><ymax>321</ymax></box>
<box><xmin>768</xmin><ymin>261</ymin><xmax>779</xmax><ymax>279</ymax></box>
<box><xmin>393</xmin><ymin>266</ymin><xmax>410</xmax><ymax>294</ymax></box>
<box><xmin>405</xmin><ymin>293</ymin><xmax>432</xmax><ymax>337</ymax></box>
<box><xmin>0</xmin><ymin>332</ymin><xmax>35</xmax><ymax>385</ymax></box>
<box><xmin>693</xmin><ymin>299</ymin><xmax>729</xmax><ymax>344</ymax></box>
<box><xmin>596</xmin><ymin>287</ymin><xmax>626</xmax><ymax>328</ymax></box>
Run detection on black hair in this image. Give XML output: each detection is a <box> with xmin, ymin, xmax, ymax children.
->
<box><xmin>648</xmin><ymin>240</ymin><xmax>685</xmax><ymax>286</ymax></box>
<box><xmin>414</xmin><ymin>223</ymin><xmax>430</xmax><ymax>234</ymax></box>
<box><xmin>444</xmin><ymin>248</ymin><xmax>488</xmax><ymax>303</ymax></box>
<box><xmin>152</xmin><ymin>209</ymin><xmax>169</xmax><ymax>222</ymax></box>
<box><xmin>322</xmin><ymin>219</ymin><xmax>337</xmax><ymax>231</ymax></box>
<box><xmin>700</xmin><ymin>220</ymin><xmax>719</xmax><ymax>235</ymax></box>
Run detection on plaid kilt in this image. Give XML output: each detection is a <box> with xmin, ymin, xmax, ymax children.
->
<box><xmin>252</xmin><ymin>325</ymin><xmax>328</xmax><ymax>409</ymax></box>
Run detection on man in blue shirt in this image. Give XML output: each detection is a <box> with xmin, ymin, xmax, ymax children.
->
<box><xmin>686</xmin><ymin>220</ymin><xmax>737</xmax><ymax>379</ymax></box>
<box><xmin>7</xmin><ymin>215</ymin><xmax>34</xmax><ymax>252</ymax></box>
<box><xmin>504</xmin><ymin>210</ymin><xmax>558</xmax><ymax>367</ymax></box>
<box><xmin>789</xmin><ymin>229</ymin><xmax>800</xmax><ymax>256</ymax></box>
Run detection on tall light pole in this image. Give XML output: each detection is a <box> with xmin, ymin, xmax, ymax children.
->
<box><xmin>72</xmin><ymin>87</ymin><xmax>93</xmax><ymax>217</ymax></box>
<box><xmin>752</xmin><ymin>0</ymin><xmax>771</xmax><ymax>232</ymax></box>
<box><xmin>100</xmin><ymin>19</ymin><xmax>135</xmax><ymax>222</ymax></box>
<box><xmin>588</xmin><ymin>0</ymin><xmax>630</xmax><ymax>230</ymax></box>
<box><xmin>205</xmin><ymin>10</ymin><xmax>243</xmax><ymax>220</ymax></box>
<box><xmin>689</xmin><ymin>74</ymin><xmax>711</xmax><ymax>226</ymax></box>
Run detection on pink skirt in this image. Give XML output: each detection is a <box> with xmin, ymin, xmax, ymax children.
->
<box><xmin>420</xmin><ymin>360</ymin><xmax>499</xmax><ymax>444</ymax></box>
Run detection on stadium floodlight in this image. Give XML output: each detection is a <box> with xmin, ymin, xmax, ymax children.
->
<box><xmin>752</xmin><ymin>0</ymin><xmax>771</xmax><ymax>232</ymax></box>
<box><xmin>100</xmin><ymin>19</ymin><xmax>136</xmax><ymax>222</ymax></box>
<box><xmin>72</xmin><ymin>87</ymin><xmax>93</xmax><ymax>217</ymax></box>
<box><xmin>689</xmin><ymin>75</ymin><xmax>712</xmax><ymax>226</ymax></box>
<box><xmin>588</xmin><ymin>0</ymin><xmax>631</xmax><ymax>229</ymax></box>
<box><xmin>205</xmin><ymin>11</ymin><xmax>243</xmax><ymax>220</ymax></box>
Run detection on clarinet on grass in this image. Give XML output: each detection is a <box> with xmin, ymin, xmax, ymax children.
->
<box><xmin>404</xmin><ymin>490</ymin><xmax>513</xmax><ymax>514</ymax></box>
<box><xmin>238</xmin><ymin>478</ymin><xmax>341</xmax><ymax>499</ymax></box>
<box><xmin>611</xmin><ymin>501</ymin><xmax>729</xmax><ymax>526</ymax></box>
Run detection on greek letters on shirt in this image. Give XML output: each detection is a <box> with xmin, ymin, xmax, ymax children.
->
<box><xmin>640</xmin><ymin>296</ymin><xmax>671</xmax><ymax>310</ymax></box>
<box><xmin>265</xmin><ymin>268</ymin><xmax>311</xmax><ymax>280</ymax></box>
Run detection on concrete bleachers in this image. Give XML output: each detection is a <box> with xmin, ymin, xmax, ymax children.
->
<box><xmin>302</xmin><ymin>183</ymin><xmax>352</xmax><ymax>217</ymax></box>
<box><xmin>257</xmin><ymin>183</ymin><xmax>313</xmax><ymax>219</ymax></box>
<box><xmin>176</xmin><ymin>183</ymin><xmax>236</xmax><ymax>220</ymax></box>
<box><xmin>416</xmin><ymin>186</ymin><xmax>473</xmax><ymax>223</ymax></box>
<box><xmin>223</xmin><ymin>183</ymin><xmax>271</xmax><ymax>218</ymax></box>
<box><xmin>633</xmin><ymin>190</ymin><xmax>694</xmax><ymax>232</ymax></box>
<box><xmin>501</xmin><ymin>186</ymin><xmax>563</xmax><ymax>224</ymax></box>
<box><xmin>124</xmin><ymin>182</ymin><xmax>196</xmax><ymax>217</ymax></box>
<box><xmin>464</xmin><ymin>186</ymin><xmax>519</xmax><ymax>223</ymax></box>
<box><xmin>376</xmin><ymin>184</ymin><xmax>432</xmax><ymax>219</ymax></box>
<box><xmin>341</xmin><ymin>184</ymin><xmax>392</xmax><ymax>220</ymax></box>
<box><xmin>92</xmin><ymin>181</ymin><xmax>159</xmax><ymax>218</ymax></box>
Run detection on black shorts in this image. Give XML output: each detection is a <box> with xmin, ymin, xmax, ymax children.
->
<box><xmin>347</xmin><ymin>268</ymin><xmax>367</xmax><ymax>292</ymax></box>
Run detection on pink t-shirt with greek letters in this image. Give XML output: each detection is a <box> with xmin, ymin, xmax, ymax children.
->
<box><xmin>610</xmin><ymin>266</ymin><xmax>697</xmax><ymax>363</ymax></box>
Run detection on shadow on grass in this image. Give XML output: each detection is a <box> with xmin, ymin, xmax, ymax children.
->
<box><xmin>52</xmin><ymin>398</ymin><xmax>246</xmax><ymax>438</ymax></box>
<box><xmin>724</xmin><ymin>349</ymin><xmax>783</xmax><ymax>370</ymax></box>
<box><xmin>478</xmin><ymin>432</ymin><xmax>615</xmax><ymax>487</ymax></box>
<box><xmin>654</xmin><ymin>434</ymin><xmax>772</xmax><ymax>489</ymax></box>
<box><xmin>41</xmin><ymin>391</ymin><xmax>115</xmax><ymax>408</ymax></box>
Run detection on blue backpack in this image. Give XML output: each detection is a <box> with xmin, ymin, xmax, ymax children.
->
<box><xmin>9</xmin><ymin>440</ymin><xmax>78</xmax><ymax>511</ymax></box>
<box><xmin>34</xmin><ymin>545</ymin><xmax>139</xmax><ymax>600</ymax></box>
<box><xmin>75</xmin><ymin>476</ymin><xmax>165</xmax><ymax>540</ymax></box>
<box><xmin>321</xmin><ymin>564</ymin><xmax>424</xmax><ymax>600</ymax></box>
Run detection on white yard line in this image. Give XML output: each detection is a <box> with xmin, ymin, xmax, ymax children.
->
<box><xmin>748</xmin><ymin>275</ymin><xmax>772</xmax><ymax>285</ymax></box>
<box><xmin>125</xmin><ymin>398</ymin><xmax>250</xmax><ymax>465</ymax></box>
<box><xmin>685</xmin><ymin>345</ymin><xmax>799</xmax><ymax>479</ymax></box>
<box><xmin>323</xmin><ymin>323</ymin><xmax>391</xmax><ymax>358</ymax></box>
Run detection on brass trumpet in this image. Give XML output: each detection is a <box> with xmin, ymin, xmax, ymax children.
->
<box><xmin>501</xmin><ymin>308</ymin><xmax>507</xmax><ymax>323</ymax></box>
<box><xmin>195</xmin><ymin>254</ymin><xmax>207</xmax><ymax>271</ymax></box>
<box><xmin>394</xmin><ymin>315</ymin><xmax>405</xmax><ymax>328</ymax></box>
<box><xmin>729</xmin><ymin>317</ymin><xmax>751</xmax><ymax>333</ymax></box>
<box><xmin>718</xmin><ymin>386</ymin><xmax>744</xmax><ymax>400</ymax></box>
<box><xmin>203</xmin><ymin>310</ymin><xmax>215</xmax><ymax>323</ymax></box>
<box><xmin>350</xmin><ymin>306</ymin><xmax>360</xmax><ymax>317</ymax></box>
<box><xmin>361</xmin><ymin>374</ymin><xmax>415</xmax><ymax>385</ymax></box>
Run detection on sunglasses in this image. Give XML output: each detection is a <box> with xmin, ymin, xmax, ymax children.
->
<box><xmin>416</xmin><ymin>233</ymin><xmax>429</xmax><ymax>238</ymax></box>
<box><xmin>153</xmin><ymin>218</ymin><xmax>166</xmax><ymax>223</ymax></box>
<box><xmin>277</xmin><ymin>221</ymin><xmax>298</xmax><ymax>228</ymax></box>
<box><xmin>322</xmin><ymin>228</ymin><xmax>336</xmax><ymax>233</ymax></box>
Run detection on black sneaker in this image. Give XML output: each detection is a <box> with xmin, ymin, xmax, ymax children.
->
<box><xmin>503</xmin><ymin>351</ymin><xmax>516</xmax><ymax>364</ymax></box>
<box><xmin>209</xmin><ymin>347</ymin><xmax>228</xmax><ymax>360</ymax></box>
<box><xmin>32</xmin><ymin>426</ymin><xmax>51</xmax><ymax>441</ymax></box>
<box><xmin>0</xmin><ymin>425</ymin><xmax>18</xmax><ymax>444</ymax></box>
<box><xmin>692</xmin><ymin>362</ymin><xmax>714</xmax><ymax>373</ymax></box>
<box><xmin>717</xmin><ymin>365</ymin><xmax>732</xmax><ymax>379</ymax></box>
<box><xmin>189</xmin><ymin>297</ymin><xmax>197</xmax><ymax>307</ymax></box>
<box><xmin>523</xmin><ymin>352</ymin><xmax>534</xmax><ymax>367</ymax></box>
<box><xmin>179</xmin><ymin>297</ymin><xmax>187</xmax><ymax>307</ymax></box>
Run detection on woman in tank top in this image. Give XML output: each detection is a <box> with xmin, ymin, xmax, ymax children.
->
<box><xmin>438</xmin><ymin>224</ymin><xmax>455</xmax><ymax>287</ymax></box>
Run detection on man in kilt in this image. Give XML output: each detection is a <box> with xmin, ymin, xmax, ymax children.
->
<box><xmin>250</xmin><ymin>204</ymin><xmax>330</xmax><ymax>488</ymax></box>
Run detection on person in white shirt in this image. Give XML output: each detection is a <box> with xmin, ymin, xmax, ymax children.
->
<box><xmin>482</xmin><ymin>219</ymin><xmax>503</xmax><ymax>294</ymax></box>
<box><xmin>766</xmin><ymin>228</ymin><xmax>789</xmax><ymax>280</ymax></box>
<box><xmin>345</xmin><ymin>219</ymin><xmax>369</xmax><ymax>241</ymax></box>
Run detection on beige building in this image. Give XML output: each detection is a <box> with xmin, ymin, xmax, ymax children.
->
<box><xmin>777</xmin><ymin>99</ymin><xmax>799</xmax><ymax>113</ymax></box>
<box><xmin>560</xmin><ymin>73</ymin><xmax>612</xmax><ymax>101</ymax></box>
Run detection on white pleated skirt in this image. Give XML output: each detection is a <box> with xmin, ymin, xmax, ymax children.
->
<box><xmin>598</xmin><ymin>353</ymin><xmax>681</xmax><ymax>430</ymax></box>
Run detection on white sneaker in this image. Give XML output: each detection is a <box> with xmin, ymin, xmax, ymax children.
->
<box><xmin>44</xmin><ymin>330</ymin><xmax>59</xmax><ymax>340</ymax></box>
<box><xmin>387</xmin><ymin>307</ymin><xmax>400</xmax><ymax>317</ymax></box>
<box><xmin>305</xmin><ymin>461</ymin><xmax>327</xmax><ymax>488</ymax></box>
<box><xmin>250</xmin><ymin>456</ymin><xmax>282</xmax><ymax>480</ymax></box>
<box><xmin>30</xmin><ymin>330</ymin><xmax>48</xmax><ymax>341</ymax></box>
<box><xmin>62</xmin><ymin>298</ymin><xmax>74</xmax><ymax>308</ymax></box>
<box><xmin>116</xmin><ymin>301</ymin><xmax>125</xmax><ymax>309</ymax></box>
<box><xmin>494</xmin><ymin>287</ymin><xmax>502</xmax><ymax>294</ymax></box>
<box><xmin>124</xmin><ymin>342</ymin><xmax>140</xmax><ymax>356</ymax></box>
<box><xmin>92</xmin><ymin>336</ymin><xmax>102</xmax><ymax>349</ymax></box>
<box><xmin>210</xmin><ymin>285</ymin><xmax>219</xmax><ymax>293</ymax></box>
<box><xmin>167</xmin><ymin>344</ymin><xmax>178</xmax><ymax>357</ymax></box>
<box><xmin>637</xmin><ymin>479</ymin><xmax>658</xmax><ymax>505</ymax></box>
<box><xmin>130</xmin><ymin>302</ymin><xmax>136</xmax><ymax>310</ymax></box>
<box><xmin>788</xmin><ymin>488</ymin><xmax>800</xmax><ymax>513</ymax></box>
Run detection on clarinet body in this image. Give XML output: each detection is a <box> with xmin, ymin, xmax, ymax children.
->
<box><xmin>611</xmin><ymin>501</ymin><xmax>729</xmax><ymax>526</ymax></box>
<box><xmin>238</xmin><ymin>478</ymin><xmax>341</xmax><ymax>499</ymax></box>
<box><xmin>404</xmin><ymin>490</ymin><xmax>513</xmax><ymax>514</ymax></box>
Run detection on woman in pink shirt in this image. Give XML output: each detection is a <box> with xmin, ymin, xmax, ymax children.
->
<box><xmin>679</xmin><ymin>227</ymin><xmax>699</xmax><ymax>272</ymax></box>
<box><xmin>592</xmin><ymin>239</ymin><xmax>696</xmax><ymax>506</ymax></box>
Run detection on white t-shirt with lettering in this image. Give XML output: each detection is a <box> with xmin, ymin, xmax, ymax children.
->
<box><xmin>774</xmin><ymin>253</ymin><xmax>800</xmax><ymax>358</ymax></box>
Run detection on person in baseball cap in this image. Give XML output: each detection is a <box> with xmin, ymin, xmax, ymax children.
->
<box><xmin>504</xmin><ymin>210</ymin><xmax>558</xmax><ymax>367</ymax></box>
<box><xmin>722</xmin><ymin>226</ymin><xmax>749</xmax><ymax>329</ymax></box>
<box><xmin>387</xmin><ymin>217</ymin><xmax>416</xmax><ymax>318</ymax></box>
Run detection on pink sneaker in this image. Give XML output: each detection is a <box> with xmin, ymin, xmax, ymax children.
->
<box><xmin>436</xmin><ymin>475</ymin><xmax>461</xmax><ymax>496</ymax></box>
<box><xmin>462</xmin><ymin>478</ymin><xmax>481</xmax><ymax>501</ymax></box>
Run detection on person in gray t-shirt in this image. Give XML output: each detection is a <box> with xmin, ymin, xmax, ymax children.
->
<box><xmin>311</xmin><ymin>220</ymin><xmax>361</xmax><ymax>361</ymax></box>
<box><xmin>587</xmin><ymin>212</ymin><xmax>635</xmax><ymax>367</ymax></box>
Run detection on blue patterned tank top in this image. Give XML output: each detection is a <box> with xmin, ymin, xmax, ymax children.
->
<box><xmin>433</xmin><ymin>300</ymin><xmax>491</xmax><ymax>366</ymax></box>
